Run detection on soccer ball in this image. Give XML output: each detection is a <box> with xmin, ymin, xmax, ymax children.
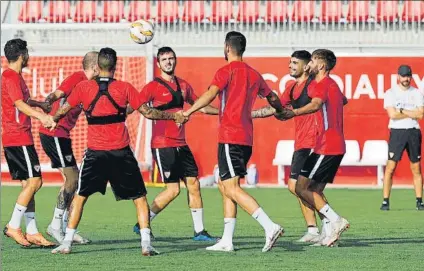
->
<box><xmin>130</xmin><ymin>19</ymin><xmax>154</xmax><ymax>44</ymax></box>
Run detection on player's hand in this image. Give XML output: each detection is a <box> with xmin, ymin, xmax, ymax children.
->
<box><xmin>174</xmin><ymin>111</ymin><xmax>188</xmax><ymax>125</ymax></box>
<box><xmin>39</xmin><ymin>101</ymin><xmax>52</xmax><ymax>113</ymax></box>
<box><xmin>274</xmin><ymin>108</ymin><xmax>295</xmax><ymax>121</ymax></box>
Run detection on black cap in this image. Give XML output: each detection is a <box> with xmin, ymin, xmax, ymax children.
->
<box><xmin>398</xmin><ymin>65</ymin><xmax>412</xmax><ymax>76</ymax></box>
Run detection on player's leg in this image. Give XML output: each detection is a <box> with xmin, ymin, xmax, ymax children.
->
<box><xmin>381</xmin><ymin>129</ymin><xmax>406</xmax><ymax>210</ymax></box>
<box><xmin>406</xmin><ymin>129</ymin><xmax>424</xmax><ymax>210</ymax></box>
<box><xmin>180</xmin><ymin>145</ymin><xmax>215</xmax><ymax>240</ymax></box>
<box><xmin>288</xmin><ymin>149</ymin><xmax>319</xmax><ymax>242</ymax></box>
<box><xmin>296</xmin><ymin>153</ymin><xmax>349</xmax><ymax>247</ymax></box>
<box><xmin>3</xmin><ymin>146</ymin><xmax>49</xmax><ymax>247</ymax></box>
<box><xmin>206</xmin><ymin>180</ymin><xmax>236</xmax><ymax>251</ymax></box>
<box><xmin>108</xmin><ymin>146</ymin><xmax>158</xmax><ymax>256</ymax></box>
<box><xmin>51</xmin><ymin>149</ymin><xmax>106</xmax><ymax>254</ymax></box>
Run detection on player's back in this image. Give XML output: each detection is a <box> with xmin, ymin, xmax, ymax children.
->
<box><xmin>314</xmin><ymin>76</ymin><xmax>345</xmax><ymax>155</ymax></box>
<box><xmin>69</xmin><ymin>78</ymin><xmax>141</xmax><ymax>151</ymax></box>
<box><xmin>215</xmin><ymin>61</ymin><xmax>270</xmax><ymax>146</ymax></box>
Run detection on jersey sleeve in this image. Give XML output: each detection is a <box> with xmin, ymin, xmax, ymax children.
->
<box><xmin>258</xmin><ymin>77</ymin><xmax>272</xmax><ymax>98</ymax></box>
<box><xmin>59</xmin><ymin>72</ymin><xmax>85</xmax><ymax>97</ymax></box>
<box><xmin>184</xmin><ymin>82</ymin><xmax>198</xmax><ymax>104</ymax></box>
<box><xmin>210</xmin><ymin>67</ymin><xmax>229</xmax><ymax>91</ymax></box>
<box><xmin>127</xmin><ymin>83</ymin><xmax>143</xmax><ymax>109</ymax></box>
<box><xmin>383</xmin><ymin>90</ymin><xmax>395</xmax><ymax>108</ymax></box>
<box><xmin>6</xmin><ymin>75</ymin><xmax>25</xmax><ymax>103</ymax></box>
<box><xmin>66</xmin><ymin>82</ymin><xmax>83</xmax><ymax>107</ymax></box>
<box><xmin>139</xmin><ymin>83</ymin><xmax>155</xmax><ymax>105</ymax></box>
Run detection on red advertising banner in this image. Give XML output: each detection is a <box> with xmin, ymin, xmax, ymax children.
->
<box><xmin>162</xmin><ymin>57</ymin><xmax>424</xmax><ymax>185</ymax></box>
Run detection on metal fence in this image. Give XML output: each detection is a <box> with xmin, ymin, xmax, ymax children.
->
<box><xmin>1</xmin><ymin>1</ymin><xmax>423</xmax><ymax>53</ymax></box>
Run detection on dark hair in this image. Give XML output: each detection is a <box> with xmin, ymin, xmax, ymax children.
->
<box><xmin>291</xmin><ymin>50</ymin><xmax>311</xmax><ymax>63</ymax></box>
<box><xmin>98</xmin><ymin>47</ymin><xmax>117</xmax><ymax>72</ymax></box>
<box><xmin>225</xmin><ymin>31</ymin><xmax>246</xmax><ymax>56</ymax></box>
<box><xmin>156</xmin><ymin>47</ymin><xmax>176</xmax><ymax>62</ymax></box>
<box><xmin>312</xmin><ymin>49</ymin><xmax>337</xmax><ymax>71</ymax></box>
<box><xmin>82</xmin><ymin>51</ymin><xmax>98</xmax><ymax>70</ymax></box>
<box><xmin>4</xmin><ymin>38</ymin><xmax>28</xmax><ymax>62</ymax></box>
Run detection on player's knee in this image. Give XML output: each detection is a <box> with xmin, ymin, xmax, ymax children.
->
<box><xmin>410</xmin><ymin>162</ymin><xmax>421</xmax><ymax>176</ymax></box>
<box><xmin>166</xmin><ymin>185</ymin><xmax>180</xmax><ymax>198</ymax></box>
<box><xmin>385</xmin><ymin>160</ymin><xmax>397</xmax><ymax>173</ymax></box>
<box><xmin>26</xmin><ymin>177</ymin><xmax>43</xmax><ymax>192</ymax></box>
<box><xmin>295</xmin><ymin>181</ymin><xmax>306</xmax><ymax>198</ymax></box>
<box><xmin>287</xmin><ymin>179</ymin><xmax>297</xmax><ymax>195</ymax></box>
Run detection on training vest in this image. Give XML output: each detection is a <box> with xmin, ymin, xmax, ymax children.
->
<box><xmin>85</xmin><ymin>77</ymin><xmax>127</xmax><ymax>125</ymax></box>
<box><xmin>153</xmin><ymin>77</ymin><xmax>184</xmax><ymax>111</ymax></box>
<box><xmin>290</xmin><ymin>76</ymin><xmax>314</xmax><ymax>109</ymax></box>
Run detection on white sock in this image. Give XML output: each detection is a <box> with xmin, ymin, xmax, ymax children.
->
<box><xmin>221</xmin><ymin>218</ymin><xmax>236</xmax><ymax>244</ymax></box>
<box><xmin>150</xmin><ymin>210</ymin><xmax>157</xmax><ymax>221</ymax></box>
<box><xmin>51</xmin><ymin>208</ymin><xmax>65</xmax><ymax>230</ymax></box>
<box><xmin>140</xmin><ymin>228</ymin><xmax>151</xmax><ymax>247</ymax></box>
<box><xmin>252</xmin><ymin>207</ymin><xmax>275</xmax><ymax>234</ymax></box>
<box><xmin>8</xmin><ymin>203</ymin><xmax>27</xmax><ymax>229</ymax></box>
<box><xmin>62</xmin><ymin>211</ymin><xmax>69</xmax><ymax>232</ymax></box>
<box><xmin>319</xmin><ymin>204</ymin><xmax>340</xmax><ymax>222</ymax></box>
<box><xmin>190</xmin><ymin>208</ymin><xmax>204</xmax><ymax>233</ymax></box>
<box><xmin>307</xmin><ymin>226</ymin><xmax>319</xmax><ymax>235</ymax></box>
<box><xmin>24</xmin><ymin>212</ymin><xmax>39</xmax><ymax>234</ymax></box>
<box><xmin>63</xmin><ymin>227</ymin><xmax>76</xmax><ymax>242</ymax></box>
<box><xmin>323</xmin><ymin>217</ymin><xmax>331</xmax><ymax>236</ymax></box>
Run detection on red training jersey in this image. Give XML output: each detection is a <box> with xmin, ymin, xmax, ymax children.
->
<box><xmin>311</xmin><ymin>76</ymin><xmax>346</xmax><ymax>155</ymax></box>
<box><xmin>280</xmin><ymin>79</ymin><xmax>319</xmax><ymax>151</ymax></box>
<box><xmin>39</xmin><ymin>71</ymin><xmax>87</xmax><ymax>138</ymax></box>
<box><xmin>139</xmin><ymin>76</ymin><xmax>198</xmax><ymax>148</ymax></box>
<box><xmin>1</xmin><ymin>69</ymin><xmax>33</xmax><ymax>147</ymax></box>
<box><xmin>67</xmin><ymin>79</ymin><xmax>143</xmax><ymax>151</ymax></box>
<box><xmin>211</xmin><ymin>61</ymin><xmax>271</xmax><ymax>146</ymax></box>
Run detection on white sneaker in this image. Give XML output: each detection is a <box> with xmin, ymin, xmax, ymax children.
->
<box><xmin>142</xmin><ymin>244</ymin><xmax>160</xmax><ymax>256</ymax></box>
<box><xmin>325</xmin><ymin>217</ymin><xmax>350</xmax><ymax>247</ymax></box>
<box><xmin>73</xmin><ymin>232</ymin><xmax>91</xmax><ymax>245</ymax></box>
<box><xmin>262</xmin><ymin>224</ymin><xmax>284</xmax><ymax>252</ymax></box>
<box><xmin>206</xmin><ymin>241</ymin><xmax>234</xmax><ymax>252</ymax></box>
<box><xmin>51</xmin><ymin>241</ymin><xmax>72</xmax><ymax>254</ymax></box>
<box><xmin>297</xmin><ymin>232</ymin><xmax>321</xmax><ymax>243</ymax></box>
<box><xmin>46</xmin><ymin>224</ymin><xmax>65</xmax><ymax>244</ymax></box>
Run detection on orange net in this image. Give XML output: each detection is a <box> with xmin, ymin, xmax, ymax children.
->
<box><xmin>1</xmin><ymin>56</ymin><xmax>148</xmax><ymax>169</ymax></box>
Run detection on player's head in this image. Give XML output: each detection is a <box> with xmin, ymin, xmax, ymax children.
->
<box><xmin>224</xmin><ymin>31</ymin><xmax>246</xmax><ymax>61</ymax></box>
<box><xmin>397</xmin><ymin>65</ymin><xmax>412</xmax><ymax>88</ymax></box>
<box><xmin>98</xmin><ymin>47</ymin><xmax>117</xmax><ymax>74</ymax></box>
<box><xmin>4</xmin><ymin>38</ymin><xmax>29</xmax><ymax>68</ymax></box>
<box><xmin>83</xmin><ymin>51</ymin><xmax>99</xmax><ymax>80</ymax></box>
<box><xmin>289</xmin><ymin>50</ymin><xmax>311</xmax><ymax>79</ymax></box>
<box><xmin>157</xmin><ymin>47</ymin><xmax>176</xmax><ymax>75</ymax></box>
<box><xmin>309</xmin><ymin>49</ymin><xmax>337</xmax><ymax>75</ymax></box>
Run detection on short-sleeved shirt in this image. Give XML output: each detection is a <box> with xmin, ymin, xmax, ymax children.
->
<box><xmin>1</xmin><ymin>69</ymin><xmax>33</xmax><ymax>147</ymax></box>
<box><xmin>311</xmin><ymin>76</ymin><xmax>346</xmax><ymax>155</ymax></box>
<box><xmin>39</xmin><ymin>71</ymin><xmax>87</xmax><ymax>138</ymax></box>
<box><xmin>280</xmin><ymin>80</ymin><xmax>319</xmax><ymax>151</ymax></box>
<box><xmin>383</xmin><ymin>86</ymin><xmax>423</xmax><ymax>129</ymax></box>
<box><xmin>139</xmin><ymin>76</ymin><xmax>198</xmax><ymax>149</ymax></box>
<box><xmin>67</xmin><ymin>79</ymin><xmax>143</xmax><ymax>151</ymax></box>
<box><xmin>211</xmin><ymin>61</ymin><xmax>272</xmax><ymax>146</ymax></box>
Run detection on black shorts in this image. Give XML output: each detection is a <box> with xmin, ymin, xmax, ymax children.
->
<box><xmin>152</xmin><ymin>145</ymin><xmax>198</xmax><ymax>183</ymax></box>
<box><xmin>388</xmin><ymin>128</ymin><xmax>421</xmax><ymax>163</ymax></box>
<box><xmin>40</xmin><ymin>133</ymin><xmax>77</xmax><ymax>169</ymax></box>
<box><xmin>77</xmin><ymin>146</ymin><xmax>146</xmax><ymax>201</ymax></box>
<box><xmin>290</xmin><ymin>148</ymin><xmax>312</xmax><ymax>180</ymax></box>
<box><xmin>3</xmin><ymin>145</ymin><xmax>42</xmax><ymax>180</ymax></box>
<box><xmin>299</xmin><ymin>152</ymin><xmax>344</xmax><ymax>184</ymax></box>
<box><xmin>218</xmin><ymin>143</ymin><xmax>252</xmax><ymax>181</ymax></box>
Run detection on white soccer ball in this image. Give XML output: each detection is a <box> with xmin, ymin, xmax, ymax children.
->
<box><xmin>130</xmin><ymin>19</ymin><xmax>154</xmax><ymax>44</ymax></box>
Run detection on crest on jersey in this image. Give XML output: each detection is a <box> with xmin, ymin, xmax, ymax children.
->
<box><xmin>65</xmin><ymin>155</ymin><xmax>72</xmax><ymax>162</ymax></box>
<box><xmin>34</xmin><ymin>165</ymin><xmax>41</xmax><ymax>172</ymax></box>
<box><xmin>164</xmin><ymin>172</ymin><xmax>171</xmax><ymax>178</ymax></box>
<box><xmin>389</xmin><ymin>152</ymin><xmax>394</xmax><ymax>158</ymax></box>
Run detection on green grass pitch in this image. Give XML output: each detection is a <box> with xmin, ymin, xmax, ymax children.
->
<box><xmin>1</xmin><ymin>187</ymin><xmax>423</xmax><ymax>271</ymax></box>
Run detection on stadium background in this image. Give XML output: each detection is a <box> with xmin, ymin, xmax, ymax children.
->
<box><xmin>1</xmin><ymin>0</ymin><xmax>424</xmax><ymax>187</ymax></box>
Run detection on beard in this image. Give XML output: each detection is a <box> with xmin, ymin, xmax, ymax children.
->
<box><xmin>401</xmin><ymin>81</ymin><xmax>410</xmax><ymax>87</ymax></box>
<box><xmin>224</xmin><ymin>51</ymin><xmax>228</xmax><ymax>61</ymax></box>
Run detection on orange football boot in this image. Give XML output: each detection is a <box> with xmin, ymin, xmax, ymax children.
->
<box><xmin>3</xmin><ymin>225</ymin><xmax>31</xmax><ymax>247</ymax></box>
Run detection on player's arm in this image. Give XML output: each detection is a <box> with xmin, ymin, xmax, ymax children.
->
<box><xmin>137</xmin><ymin>103</ymin><xmax>180</xmax><ymax>120</ymax></box>
<box><xmin>14</xmin><ymin>100</ymin><xmax>49</xmax><ymax>121</ymax></box>
<box><xmin>126</xmin><ymin>105</ymin><xmax>135</xmax><ymax>116</ymax></box>
<box><xmin>399</xmin><ymin>107</ymin><xmax>424</xmax><ymax>120</ymax></box>
<box><xmin>251</xmin><ymin>106</ymin><xmax>275</xmax><ymax>118</ymax></box>
<box><xmin>26</xmin><ymin>98</ymin><xmax>52</xmax><ymax>113</ymax></box>
<box><xmin>185</xmin><ymin>92</ymin><xmax>219</xmax><ymax>115</ymax></box>
<box><xmin>185</xmin><ymin>85</ymin><xmax>220</xmax><ymax>117</ymax></box>
<box><xmin>45</xmin><ymin>90</ymin><xmax>65</xmax><ymax>104</ymax></box>
<box><xmin>52</xmin><ymin>101</ymin><xmax>73</xmax><ymax>122</ymax></box>
<box><xmin>292</xmin><ymin>98</ymin><xmax>323</xmax><ymax>116</ymax></box>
